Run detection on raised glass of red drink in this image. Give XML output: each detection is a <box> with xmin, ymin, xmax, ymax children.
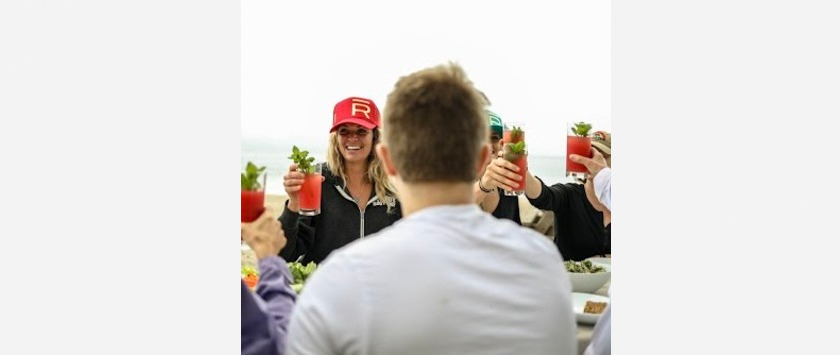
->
<box><xmin>503</xmin><ymin>124</ymin><xmax>527</xmax><ymax>196</ymax></box>
<box><xmin>566</xmin><ymin>122</ymin><xmax>593</xmax><ymax>181</ymax></box>
<box><xmin>503</xmin><ymin>153</ymin><xmax>528</xmax><ymax>196</ymax></box>
<box><xmin>241</xmin><ymin>162</ymin><xmax>267</xmax><ymax>223</ymax></box>
<box><xmin>299</xmin><ymin>162</ymin><xmax>322</xmax><ymax>216</ymax></box>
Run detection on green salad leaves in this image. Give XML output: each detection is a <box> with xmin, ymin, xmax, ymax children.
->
<box><xmin>241</xmin><ymin>266</ymin><xmax>258</xmax><ymax>277</ymax></box>
<box><xmin>287</xmin><ymin>261</ymin><xmax>318</xmax><ymax>293</ymax></box>
<box><xmin>564</xmin><ymin>260</ymin><xmax>607</xmax><ymax>273</ymax></box>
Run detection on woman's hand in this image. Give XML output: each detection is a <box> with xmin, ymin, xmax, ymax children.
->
<box><xmin>283</xmin><ymin>163</ymin><xmax>304</xmax><ymax>211</ymax></box>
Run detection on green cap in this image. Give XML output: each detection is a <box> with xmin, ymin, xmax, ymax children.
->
<box><xmin>487</xmin><ymin>110</ymin><xmax>503</xmax><ymax>137</ymax></box>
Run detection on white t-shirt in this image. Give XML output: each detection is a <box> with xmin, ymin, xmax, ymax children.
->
<box><xmin>594</xmin><ymin>167</ymin><xmax>611</xmax><ymax>211</ymax></box>
<box><xmin>587</xmin><ymin>167</ymin><xmax>611</xmax><ymax>355</ymax></box>
<box><xmin>286</xmin><ymin>204</ymin><xmax>576</xmax><ymax>355</ymax></box>
<box><xmin>583</xmin><ymin>305</ymin><xmax>611</xmax><ymax>355</ymax></box>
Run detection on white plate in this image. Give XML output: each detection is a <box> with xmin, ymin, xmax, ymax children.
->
<box><xmin>572</xmin><ymin>292</ymin><xmax>610</xmax><ymax>325</ymax></box>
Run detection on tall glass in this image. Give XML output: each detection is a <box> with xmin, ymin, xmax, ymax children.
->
<box><xmin>503</xmin><ymin>122</ymin><xmax>527</xmax><ymax>196</ymax></box>
<box><xmin>241</xmin><ymin>173</ymin><xmax>266</xmax><ymax>223</ymax></box>
<box><xmin>566</xmin><ymin>122</ymin><xmax>592</xmax><ymax>181</ymax></box>
<box><xmin>299</xmin><ymin>163</ymin><xmax>323</xmax><ymax>216</ymax></box>
<box><xmin>503</xmin><ymin>154</ymin><xmax>527</xmax><ymax>196</ymax></box>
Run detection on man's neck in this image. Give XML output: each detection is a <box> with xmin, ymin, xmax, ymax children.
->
<box><xmin>398</xmin><ymin>182</ymin><xmax>474</xmax><ymax>217</ymax></box>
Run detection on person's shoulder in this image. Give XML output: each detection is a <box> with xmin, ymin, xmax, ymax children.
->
<box><xmin>304</xmin><ymin>240</ymin><xmax>374</xmax><ymax>290</ymax></box>
<box><xmin>320</xmin><ymin>163</ymin><xmax>335</xmax><ymax>179</ymax></box>
<box><xmin>563</xmin><ymin>182</ymin><xmax>585</xmax><ymax>193</ymax></box>
<box><xmin>548</xmin><ymin>181</ymin><xmax>578</xmax><ymax>191</ymax></box>
<box><xmin>314</xmin><ymin>224</ymin><xmax>414</xmax><ymax>281</ymax></box>
<box><xmin>484</xmin><ymin>215</ymin><xmax>559</xmax><ymax>256</ymax></box>
<box><xmin>547</xmin><ymin>182</ymin><xmax>586</xmax><ymax>199</ymax></box>
<box><xmin>320</xmin><ymin>163</ymin><xmax>344</xmax><ymax>187</ymax></box>
<box><xmin>329</xmin><ymin>223</ymin><xmax>405</xmax><ymax>258</ymax></box>
<box><xmin>516</xmin><ymin>224</ymin><xmax>557</xmax><ymax>250</ymax></box>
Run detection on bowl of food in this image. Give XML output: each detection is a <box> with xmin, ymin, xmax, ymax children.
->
<box><xmin>565</xmin><ymin>259</ymin><xmax>611</xmax><ymax>294</ymax></box>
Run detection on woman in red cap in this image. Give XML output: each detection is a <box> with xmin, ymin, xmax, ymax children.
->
<box><xmin>278</xmin><ymin>97</ymin><xmax>401</xmax><ymax>264</ymax></box>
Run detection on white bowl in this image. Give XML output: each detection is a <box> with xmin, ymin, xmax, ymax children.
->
<box><xmin>567</xmin><ymin>263</ymin><xmax>611</xmax><ymax>293</ymax></box>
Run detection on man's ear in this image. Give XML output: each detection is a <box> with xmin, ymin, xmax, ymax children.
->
<box><xmin>476</xmin><ymin>143</ymin><xmax>492</xmax><ymax>176</ymax></box>
<box><xmin>376</xmin><ymin>143</ymin><xmax>397</xmax><ymax>176</ymax></box>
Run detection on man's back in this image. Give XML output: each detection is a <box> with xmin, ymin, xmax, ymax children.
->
<box><xmin>286</xmin><ymin>204</ymin><xmax>576</xmax><ymax>355</ymax></box>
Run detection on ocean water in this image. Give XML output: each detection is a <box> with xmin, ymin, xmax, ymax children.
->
<box><xmin>242</xmin><ymin>138</ymin><xmax>575</xmax><ymax>195</ymax></box>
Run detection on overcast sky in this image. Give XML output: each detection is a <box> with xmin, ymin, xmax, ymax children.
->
<box><xmin>242</xmin><ymin>0</ymin><xmax>610</xmax><ymax>156</ymax></box>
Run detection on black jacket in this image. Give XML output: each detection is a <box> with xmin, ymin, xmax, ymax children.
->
<box><xmin>491</xmin><ymin>189</ymin><xmax>522</xmax><ymax>225</ymax></box>
<box><xmin>278</xmin><ymin>164</ymin><xmax>402</xmax><ymax>264</ymax></box>
<box><xmin>527</xmin><ymin>177</ymin><xmax>610</xmax><ymax>261</ymax></box>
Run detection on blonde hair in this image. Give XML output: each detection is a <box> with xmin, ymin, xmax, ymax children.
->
<box><xmin>326</xmin><ymin>128</ymin><xmax>396</xmax><ymax>210</ymax></box>
<box><xmin>382</xmin><ymin>62</ymin><xmax>487</xmax><ymax>182</ymax></box>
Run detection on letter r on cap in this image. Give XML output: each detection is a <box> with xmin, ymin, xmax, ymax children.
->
<box><xmin>351</xmin><ymin>99</ymin><xmax>371</xmax><ymax>119</ymax></box>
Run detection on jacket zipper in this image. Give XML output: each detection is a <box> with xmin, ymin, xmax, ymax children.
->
<box><xmin>334</xmin><ymin>186</ymin><xmax>378</xmax><ymax>239</ymax></box>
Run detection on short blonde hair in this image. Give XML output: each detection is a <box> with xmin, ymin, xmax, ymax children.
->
<box><xmin>382</xmin><ymin>62</ymin><xmax>487</xmax><ymax>183</ymax></box>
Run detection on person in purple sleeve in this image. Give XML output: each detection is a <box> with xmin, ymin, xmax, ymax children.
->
<box><xmin>241</xmin><ymin>211</ymin><xmax>297</xmax><ymax>355</ymax></box>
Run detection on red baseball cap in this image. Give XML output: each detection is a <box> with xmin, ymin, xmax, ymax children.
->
<box><xmin>330</xmin><ymin>97</ymin><xmax>381</xmax><ymax>132</ymax></box>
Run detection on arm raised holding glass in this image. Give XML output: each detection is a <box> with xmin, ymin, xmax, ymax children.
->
<box><xmin>483</xmin><ymin>152</ymin><xmax>544</xmax><ymax>199</ymax></box>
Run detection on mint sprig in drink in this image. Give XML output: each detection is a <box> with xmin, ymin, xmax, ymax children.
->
<box><xmin>289</xmin><ymin>146</ymin><xmax>322</xmax><ymax>216</ymax></box>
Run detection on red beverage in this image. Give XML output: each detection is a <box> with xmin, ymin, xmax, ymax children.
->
<box><xmin>299</xmin><ymin>172</ymin><xmax>322</xmax><ymax>215</ymax></box>
<box><xmin>566</xmin><ymin>136</ymin><xmax>592</xmax><ymax>173</ymax></box>
<box><xmin>241</xmin><ymin>190</ymin><xmax>265</xmax><ymax>223</ymax></box>
<box><xmin>510</xmin><ymin>156</ymin><xmax>528</xmax><ymax>193</ymax></box>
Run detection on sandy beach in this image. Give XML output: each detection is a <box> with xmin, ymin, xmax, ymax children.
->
<box><xmin>264</xmin><ymin>194</ymin><xmax>290</xmax><ymax>218</ymax></box>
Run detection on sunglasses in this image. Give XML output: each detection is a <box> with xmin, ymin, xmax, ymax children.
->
<box><xmin>337</xmin><ymin>127</ymin><xmax>370</xmax><ymax>137</ymax></box>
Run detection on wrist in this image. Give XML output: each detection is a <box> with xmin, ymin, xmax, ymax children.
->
<box><xmin>255</xmin><ymin>248</ymin><xmax>271</xmax><ymax>261</ymax></box>
<box><xmin>286</xmin><ymin>199</ymin><xmax>300</xmax><ymax>212</ymax></box>
<box><xmin>478</xmin><ymin>178</ymin><xmax>493</xmax><ymax>193</ymax></box>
